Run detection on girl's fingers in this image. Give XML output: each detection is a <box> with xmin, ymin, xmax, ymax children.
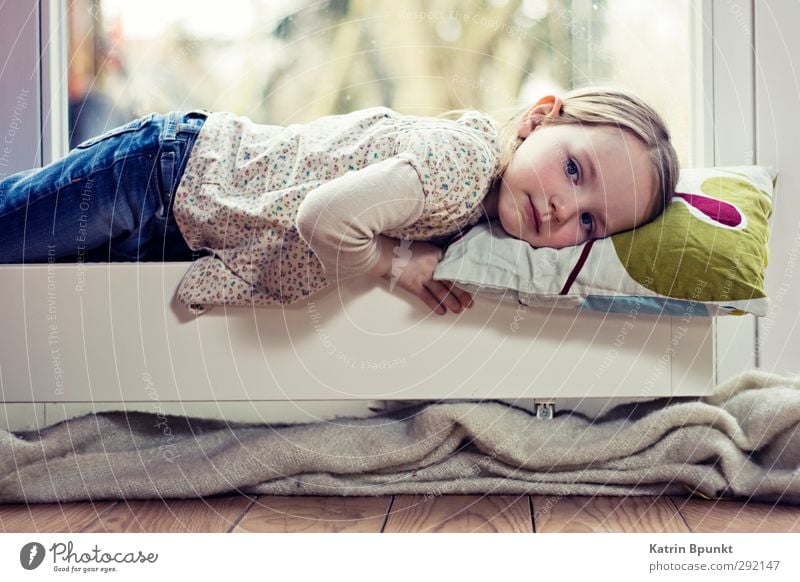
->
<box><xmin>449</xmin><ymin>283</ymin><xmax>474</xmax><ymax>308</ymax></box>
<box><xmin>425</xmin><ymin>280</ymin><xmax>462</xmax><ymax>313</ymax></box>
<box><xmin>420</xmin><ymin>287</ymin><xmax>446</xmax><ymax>315</ymax></box>
<box><xmin>438</xmin><ymin>280</ymin><xmax>474</xmax><ymax>309</ymax></box>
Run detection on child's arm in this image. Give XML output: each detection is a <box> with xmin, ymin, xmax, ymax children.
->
<box><xmin>296</xmin><ymin>156</ymin><xmax>472</xmax><ymax>314</ymax></box>
<box><xmin>296</xmin><ymin>156</ymin><xmax>424</xmax><ymax>277</ymax></box>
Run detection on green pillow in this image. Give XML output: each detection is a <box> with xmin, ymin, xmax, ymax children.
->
<box><xmin>434</xmin><ymin>166</ymin><xmax>775</xmax><ymax>317</ymax></box>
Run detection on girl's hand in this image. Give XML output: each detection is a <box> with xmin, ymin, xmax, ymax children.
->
<box><xmin>388</xmin><ymin>240</ymin><xmax>474</xmax><ymax>315</ymax></box>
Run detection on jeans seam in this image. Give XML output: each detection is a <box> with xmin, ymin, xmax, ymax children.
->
<box><xmin>65</xmin><ymin>150</ymin><xmax>159</xmax><ymax>188</ymax></box>
<box><xmin>84</xmin><ymin>134</ymin><xmax>193</xmax><ymax>175</ymax></box>
<box><xmin>73</xmin><ymin>113</ymin><xmax>156</xmax><ymax>149</ymax></box>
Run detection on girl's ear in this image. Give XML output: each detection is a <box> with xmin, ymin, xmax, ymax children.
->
<box><xmin>517</xmin><ymin>95</ymin><xmax>564</xmax><ymax>138</ymax></box>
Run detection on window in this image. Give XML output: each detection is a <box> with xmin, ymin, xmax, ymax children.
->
<box><xmin>67</xmin><ymin>0</ymin><xmax>692</xmax><ymax>163</ymax></box>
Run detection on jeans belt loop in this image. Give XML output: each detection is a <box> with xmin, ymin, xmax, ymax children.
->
<box><xmin>161</xmin><ymin>111</ymin><xmax>180</xmax><ymax>141</ymax></box>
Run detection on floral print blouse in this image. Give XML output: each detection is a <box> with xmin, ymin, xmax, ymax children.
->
<box><xmin>172</xmin><ymin>106</ymin><xmax>500</xmax><ymax>314</ymax></box>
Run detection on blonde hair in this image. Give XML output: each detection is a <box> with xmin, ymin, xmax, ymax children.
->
<box><xmin>441</xmin><ymin>86</ymin><xmax>680</xmax><ymax>225</ymax></box>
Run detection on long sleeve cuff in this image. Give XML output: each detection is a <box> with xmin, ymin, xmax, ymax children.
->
<box><xmin>295</xmin><ymin>155</ymin><xmax>425</xmax><ymax>279</ymax></box>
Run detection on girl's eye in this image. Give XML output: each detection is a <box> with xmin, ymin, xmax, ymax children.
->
<box><xmin>565</xmin><ymin>158</ymin><xmax>580</xmax><ymax>181</ymax></box>
<box><xmin>581</xmin><ymin>212</ymin><xmax>593</xmax><ymax>231</ymax></box>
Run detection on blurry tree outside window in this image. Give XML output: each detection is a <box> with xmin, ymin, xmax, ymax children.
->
<box><xmin>67</xmin><ymin>0</ymin><xmax>691</xmax><ymax>164</ymax></box>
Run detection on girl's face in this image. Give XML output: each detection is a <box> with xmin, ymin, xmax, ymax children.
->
<box><xmin>495</xmin><ymin>113</ymin><xmax>657</xmax><ymax>249</ymax></box>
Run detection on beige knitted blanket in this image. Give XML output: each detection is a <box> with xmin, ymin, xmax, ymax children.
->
<box><xmin>1</xmin><ymin>369</ymin><xmax>798</xmax><ymax>503</ymax></box>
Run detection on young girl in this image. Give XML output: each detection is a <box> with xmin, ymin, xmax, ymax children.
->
<box><xmin>0</xmin><ymin>87</ymin><xmax>678</xmax><ymax>316</ymax></box>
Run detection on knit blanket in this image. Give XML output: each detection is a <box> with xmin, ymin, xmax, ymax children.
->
<box><xmin>1</xmin><ymin>370</ymin><xmax>798</xmax><ymax>504</ymax></box>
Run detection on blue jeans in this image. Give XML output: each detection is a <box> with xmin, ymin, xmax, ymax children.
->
<box><xmin>0</xmin><ymin>110</ymin><xmax>206</xmax><ymax>263</ymax></box>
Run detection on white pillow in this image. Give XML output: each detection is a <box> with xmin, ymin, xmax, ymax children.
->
<box><xmin>433</xmin><ymin>166</ymin><xmax>775</xmax><ymax>317</ymax></box>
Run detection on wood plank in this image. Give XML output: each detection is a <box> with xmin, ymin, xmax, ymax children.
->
<box><xmin>7</xmin><ymin>494</ymin><xmax>796</xmax><ymax>534</ymax></box>
<box><xmin>532</xmin><ymin>495</ymin><xmax>690</xmax><ymax>533</ymax></box>
<box><xmin>233</xmin><ymin>496</ymin><xmax>391</xmax><ymax>533</ymax></box>
<box><xmin>81</xmin><ymin>496</ymin><xmax>253</xmax><ymax>533</ymax></box>
<box><xmin>0</xmin><ymin>502</ymin><xmax>116</xmax><ymax>533</ymax></box>
<box><xmin>383</xmin><ymin>495</ymin><xmax>531</xmax><ymax>533</ymax></box>
<box><xmin>672</xmin><ymin>496</ymin><xmax>800</xmax><ymax>533</ymax></box>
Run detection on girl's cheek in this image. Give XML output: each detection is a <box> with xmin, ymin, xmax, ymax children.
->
<box><xmin>553</xmin><ymin>230</ymin><xmax>581</xmax><ymax>249</ymax></box>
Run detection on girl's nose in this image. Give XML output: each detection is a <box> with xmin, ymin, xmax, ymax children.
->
<box><xmin>549</xmin><ymin>194</ymin><xmax>577</xmax><ymax>224</ymax></box>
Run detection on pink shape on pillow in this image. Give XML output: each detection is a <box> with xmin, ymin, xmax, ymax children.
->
<box><xmin>674</xmin><ymin>192</ymin><xmax>743</xmax><ymax>228</ymax></box>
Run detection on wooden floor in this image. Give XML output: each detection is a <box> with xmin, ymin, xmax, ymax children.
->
<box><xmin>2</xmin><ymin>495</ymin><xmax>798</xmax><ymax>533</ymax></box>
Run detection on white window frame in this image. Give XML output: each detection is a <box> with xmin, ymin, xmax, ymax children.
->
<box><xmin>701</xmin><ymin>0</ymin><xmax>758</xmax><ymax>383</ymax></box>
